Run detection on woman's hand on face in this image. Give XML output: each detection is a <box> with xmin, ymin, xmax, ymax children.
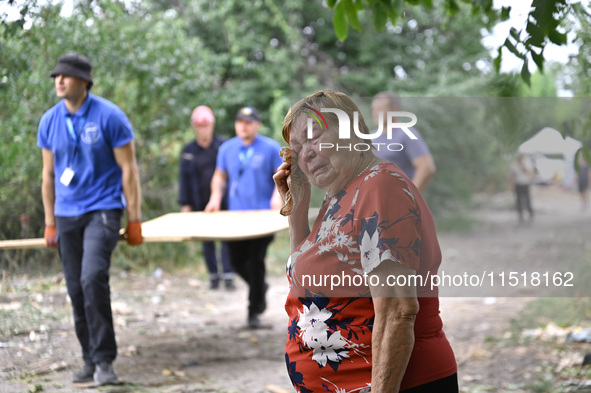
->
<box><xmin>273</xmin><ymin>161</ymin><xmax>291</xmax><ymax>204</ymax></box>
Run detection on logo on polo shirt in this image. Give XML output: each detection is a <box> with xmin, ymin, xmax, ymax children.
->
<box><xmin>81</xmin><ymin>123</ymin><xmax>101</xmax><ymax>144</ymax></box>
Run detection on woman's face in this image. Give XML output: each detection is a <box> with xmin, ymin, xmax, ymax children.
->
<box><xmin>290</xmin><ymin>113</ymin><xmax>360</xmax><ymax>196</ymax></box>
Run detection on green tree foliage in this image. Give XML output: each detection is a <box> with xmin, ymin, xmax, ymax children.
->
<box><xmin>327</xmin><ymin>0</ymin><xmax>583</xmax><ymax>85</ymax></box>
<box><xmin>298</xmin><ymin>1</ymin><xmax>497</xmax><ymax>96</ymax></box>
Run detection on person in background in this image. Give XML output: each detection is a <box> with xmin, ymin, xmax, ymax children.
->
<box><xmin>205</xmin><ymin>107</ymin><xmax>283</xmax><ymax>328</ymax></box>
<box><xmin>509</xmin><ymin>153</ymin><xmax>536</xmax><ymax>224</ymax></box>
<box><xmin>38</xmin><ymin>53</ymin><xmax>142</xmax><ymax>386</ymax></box>
<box><xmin>371</xmin><ymin>91</ymin><xmax>436</xmax><ymax>192</ymax></box>
<box><xmin>179</xmin><ymin>105</ymin><xmax>235</xmax><ymax>290</ymax></box>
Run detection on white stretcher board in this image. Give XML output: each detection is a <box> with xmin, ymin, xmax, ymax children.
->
<box><xmin>0</xmin><ymin>209</ymin><xmax>299</xmax><ymax>250</ymax></box>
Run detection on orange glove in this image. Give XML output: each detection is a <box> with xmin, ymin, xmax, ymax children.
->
<box><xmin>125</xmin><ymin>221</ymin><xmax>143</xmax><ymax>246</ymax></box>
<box><xmin>44</xmin><ymin>225</ymin><xmax>58</xmax><ymax>249</ymax></box>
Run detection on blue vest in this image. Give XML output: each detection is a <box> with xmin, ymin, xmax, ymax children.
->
<box><xmin>38</xmin><ymin>93</ymin><xmax>135</xmax><ymax>216</ymax></box>
<box><xmin>217</xmin><ymin>135</ymin><xmax>282</xmax><ymax>210</ymax></box>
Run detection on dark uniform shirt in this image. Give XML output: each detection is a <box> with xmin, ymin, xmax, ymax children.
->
<box><xmin>178</xmin><ymin>135</ymin><xmax>226</xmax><ymax>211</ymax></box>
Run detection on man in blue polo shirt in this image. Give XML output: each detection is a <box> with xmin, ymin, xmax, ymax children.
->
<box><xmin>205</xmin><ymin>106</ymin><xmax>283</xmax><ymax>328</ymax></box>
<box><xmin>371</xmin><ymin>92</ymin><xmax>436</xmax><ymax>192</ymax></box>
<box><xmin>38</xmin><ymin>53</ymin><xmax>142</xmax><ymax>386</ymax></box>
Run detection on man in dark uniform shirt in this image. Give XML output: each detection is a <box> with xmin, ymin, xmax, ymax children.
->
<box><xmin>178</xmin><ymin>105</ymin><xmax>234</xmax><ymax>289</ymax></box>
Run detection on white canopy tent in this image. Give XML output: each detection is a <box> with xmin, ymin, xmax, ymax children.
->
<box><xmin>518</xmin><ymin>127</ymin><xmax>582</xmax><ymax>187</ymax></box>
<box><xmin>518</xmin><ymin>127</ymin><xmax>582</xmax><ymax>157</ymax></box>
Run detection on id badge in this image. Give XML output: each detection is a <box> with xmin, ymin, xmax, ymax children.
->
<box><xmin>230</xmin><ymin>181</ymin><xmax>238</xmax><ymax>197</ymax></box>
<box><xmin>60</xmin><ymin>167</ymin><xmax>75</xmax><ymax>186</ymax></box>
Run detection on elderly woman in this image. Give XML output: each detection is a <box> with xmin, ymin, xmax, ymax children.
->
<box><xmin>273</xmin><ymin>90</ymin><xmax>457</xmax><ymax>393</ymax></box>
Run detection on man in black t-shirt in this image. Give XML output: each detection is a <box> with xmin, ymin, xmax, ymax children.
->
<box><xmin>178</xmin><ymin>105</ymin><xmax>235</xmax><ymax>289</ymax></box>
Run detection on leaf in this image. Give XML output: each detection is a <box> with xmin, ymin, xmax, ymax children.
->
<box><xmin>493</xmin><ymin>47</ymin><xmax>502</xmax><ymax>73</ymax></box>
<box><xmin>333</xmin><ymin>2</ymin><xmax>349</xmax><ymax>41</ymax></box>
<box><xmin>525</xmin><ymin>21</ymin><xmax>545</xmax><ymax>48</ymax></box>
<box><xmin>327</xmin><ymin>0</ymin><xmax>338</xmax><ymax>9</ymax></box>
<box><xmin>372</xmin><ymin>3</ymin><xmax>388</xmax><ymax>32</ymax></box>
<box><xmin>509</xmin><ymin>27</ymin><xmax>520</xmax><ymax>41</ymax></box>
<box><xmin>548</xmin><ymin>29</ymin><xmax>567</xmax><ymax>45</ymax></box>
<box><xmin>393</xmin><ymin>0</ymin><xmax>405</xmax><ymax>15</ymax></box>
<box><xmin>500</xmin><ymin>6</ymin><xmax>511</xmax><ymax>21</ymax></box>
<box><xmin>503</xmin><ymin>37</ymin><xmax>524</xmax><ymax>59</ymax></box>
<box><xmin>520</xmin><ymin>59</ymin><xmax>531</xmax><ymax>86</ymax></box>
<box><xmin>388</xmin><ymin>9</ymin><xmax>399</xmax><ymax>26</ymax></box>
<box><xmin>343</xmin><ymin>0</ymin><xmax>362</xmax><ymax>32</ymax></box>
<box><xmin>530</xmin><ymin>48</ymin><xmax>545</xmax><ymax>72</ymax></box>
<box><xmin>354</xmin><ymin>0</ymin><xmax>365</xmax><ymax>11</ymax></box>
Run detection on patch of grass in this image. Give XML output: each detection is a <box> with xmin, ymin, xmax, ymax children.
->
<box><xmin>511</xmin><ymin>298</ymin><xmax>591</xmax><ymax>333</ymax></box>
<box><xmin>435</xmin><ymin>213</ymin><xmax>479</xmax><ymax>233</ymax></box>
<box><xmin>526</xmin><ymin>379</ymin><xmax>555</xmax><ymax>393</ymax></box>
<box><xmin>27</xmin><ymin>384</ymin><xmax>43</xmax><ymax>393</ymax></box>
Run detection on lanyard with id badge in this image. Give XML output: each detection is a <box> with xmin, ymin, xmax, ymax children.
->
<box><xmin>59</xmin><ymin>114</ymin><xmax>87</xmax><ymax>186</ymax></box>
<box><xmin>230</xmin><ymin>146</ymin><xmax>254</xmax><ymax>197</ymax></box>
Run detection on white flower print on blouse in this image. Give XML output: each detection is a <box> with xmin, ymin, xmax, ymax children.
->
<box><xmin>359</xmin><ymin>225</ymin><xmax>394</xmax><ymax>274</ymax></box>
<box><xmin>317</xmin><ymin>215</ymin><xmax>337</xmax><ymax>242</ymax></box>
<box><xmin>308</xmin><ymin>330</ymin><xmax>350</xmax><ymax>367</ymax></box>
<box><xmin>297</xmin><ymin>303</ymin><xmax>332</xmax><ymax>344</ymax></box>
<box><xmin>363</xmin><ymin>165</ymin><xmax>379</xmax><ymax>180</ymax></box>
<box><xmin>297</xmin><ymin>302</ymin><xmax>370</xmax><ymax>369</ymax></box>
<box><xmin>317</xmin><ymin>242</ymin><xmax>332</xmax><ymax>255</ymax></box>
<box><xmin>320</xmin><ymin>377</ymin><xmax>372</xmax><ymax>393</ymax></box>
<box><xmin>351</xmin><ymin>188</ymin><xmax>359</xmax><ymax>207</ymax></box>
<box><xmin>330</xmin><ymin>231</ymin><xmax>350</xmax><ymax>249</ymax></box>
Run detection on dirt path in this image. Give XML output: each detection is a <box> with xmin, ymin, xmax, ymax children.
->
<box><xmin>1</xmin><ymin>186</ymin><xmax>590</xmax><ymax>393</ymax></box>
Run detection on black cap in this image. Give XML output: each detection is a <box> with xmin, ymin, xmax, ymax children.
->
<box><xmin>236</xmin><ymin>107</ymin><xmax>261</xmax><ymax>122</ymax></box>
<box><xmin>50</xmin><ymin>53</ymin><xmax>93</xmax><ymax>86</ymax></box>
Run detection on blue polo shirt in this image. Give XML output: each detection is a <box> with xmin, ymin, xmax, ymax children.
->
<box><xmin>217</xmin><ymin>135</ymin><xmax>282</xmax><ymax>211</ymax></box>
<box><xmin>38</xmin><ymin>93</ymin><xmax>135</xmax><ymax>217</ymax></box>
<box><xmin>372</xmin><ymin>127</ymin><xmax>431</xmax><ymax>179</ymax></box>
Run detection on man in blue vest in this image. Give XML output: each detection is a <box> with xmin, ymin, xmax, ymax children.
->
<box><xmin>38</xmin><ymin>53</ymin><xmax>142</xmax><ymax>386</ymax></box>
<box><xmin>206</xmin><ymin>107</ymin><xmax>283</xmax><ymax>328</ymax></box>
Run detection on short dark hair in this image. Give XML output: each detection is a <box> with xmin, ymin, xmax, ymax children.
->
<box><xmin>373</xmin><ymin>91</ymin><xmax>400</xmax><ymax>109</ymax></box>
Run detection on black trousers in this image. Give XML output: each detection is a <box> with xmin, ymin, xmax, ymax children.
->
<box><xmin>227</xmin><ymin>236</ymin><xmax>273</xmax><ymax>316</ymax></box>
<box><xmin>401</xmin><ymin>373</ymin><xmax>459</xmax><ymax>393</ymax></box>
<box><xmin>515</xmin><ymin>184</ymin><xmax>533</xmax><ymax>221</ymax></box>
<box><xmin>56</xmin><ymin>209</ymin><xmax>121</xmax><ymax>365</ymax></box>
<box><xmin>202</xmin><ymin>241</ymin><xmax>234</xmax><ymax>280</ymax></box>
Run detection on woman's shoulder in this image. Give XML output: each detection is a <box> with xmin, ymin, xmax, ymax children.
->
<box><xmin>363</xmin><ymin>162</ymin><xmax>413</xmax><ymax>187</ymax></box>
<box><xmin>356</xmin><ymin>161</ymin><xmax>419</xmax><ymax>208</ymax></box>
